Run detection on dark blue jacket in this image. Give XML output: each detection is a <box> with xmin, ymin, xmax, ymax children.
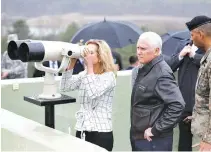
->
<box><xmin>164</xmin><ymin>40</ymin><xmax>204</xmax><ymax>115</ymax></box>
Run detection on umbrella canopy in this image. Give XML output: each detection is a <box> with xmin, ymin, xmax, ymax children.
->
<box><xmin>161</xmin><ymin>30</ymin><xmax>191</xmax><ymax>56</ymax></box>
<box><xmin>71</xmin><ymin>19</ymin><xmax>143</xmax><ymax>48</ymax></box>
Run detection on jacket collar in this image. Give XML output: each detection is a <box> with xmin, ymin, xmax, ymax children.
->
<box><xmin>139</xmin><ymin>55</ymin><xmax>163</xmax><ymax>76</ymax></box>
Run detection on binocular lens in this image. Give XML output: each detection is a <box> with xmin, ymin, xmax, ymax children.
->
<box><xmin>7</xmin><ymin>41</ymin><xmax>21</xmax><ymax>60</ymax></box>
<box><xmin>19</xmin><ymin>42</ymin><xmax>45</xmax><ymax>62</ymax></box>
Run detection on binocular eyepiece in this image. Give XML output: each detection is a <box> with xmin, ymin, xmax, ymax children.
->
<box><xmin>7</xmin><ymin>40</ymin><xmax>85</xmax><ymax>62</ymax></box>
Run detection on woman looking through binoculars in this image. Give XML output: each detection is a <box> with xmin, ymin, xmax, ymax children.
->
<box><xmin>60</xmin><ymin>39</ymin><xmax>117</xmax><ymax>151</ymax></box>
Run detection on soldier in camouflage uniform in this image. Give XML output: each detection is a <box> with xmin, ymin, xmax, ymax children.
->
<box><xmin>1</xmin><ymin>34</ymin><xmax>28</xmax><ymax>79</ymax></box>
<box><xmin>186</xmin><ymin>15</ymin><xmax>211</xmax><ymax>151</ymax></box>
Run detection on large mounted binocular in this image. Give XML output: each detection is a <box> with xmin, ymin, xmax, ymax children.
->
<box><xmin>7</xmin><ymin>40</ymin><xmax>85</xmax><ymax>99</ymax></box>
<box><xmin>8</xmin><ymin>40</ymin><xmax>85</xmax><ymax>62</ymax></box>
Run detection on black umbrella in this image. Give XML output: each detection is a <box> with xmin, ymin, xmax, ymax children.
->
<box><xmin>161</xmin><ymin>30</ymin><xmax>191</xmax><ymax>56</ymax></box>
<box><xmin>71</xmin><ymin>19</ymin><xmax>143</xmax><ymax>48</ymax></box>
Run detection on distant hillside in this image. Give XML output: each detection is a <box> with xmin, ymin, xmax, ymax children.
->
<box><xmin>2</xmin><ymin>0</ymin><xmax>211</xmax><ymax>37</ymax></box>
<box><xmin>2</xmin><ymin>0</ymin><xmax>211</xmax><ymax>18</ymax></box>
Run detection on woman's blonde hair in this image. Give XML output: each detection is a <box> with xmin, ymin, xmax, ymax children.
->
<box><xmin>85</xmin><ymin>39</ymin><xmax>117</xmax><ymax>75</ymax></box>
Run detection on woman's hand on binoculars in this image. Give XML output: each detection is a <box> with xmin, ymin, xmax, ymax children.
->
<box><xmin>83</xmin><ymin>48</ymin><xmax>94</xmax><ymax>66</ymax></box>
<box><xmin>66</xmin><ymin>58</ymin><xmax>77</xmax><ymax>71</ymax></box>
<box><xmin>83</xmin><ymin>48</ymin><xmax>94</xmax><ymax>74</ymax></box>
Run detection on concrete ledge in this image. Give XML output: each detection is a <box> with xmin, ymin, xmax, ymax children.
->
<box><xmin>1</xmin><ymin>108</ymin><xmax>107</xmax><ymax>152</ymax></box>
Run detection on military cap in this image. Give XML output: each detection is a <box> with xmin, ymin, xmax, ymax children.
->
<box><xmin>186</xmin><ymin>15</ymin><xmax>211</xmax><ymax>31</ymax></box>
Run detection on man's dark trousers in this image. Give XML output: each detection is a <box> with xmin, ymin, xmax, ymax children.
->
<box><xmin>178</xmin><ymin>120</ymin><xmax>193</xmax><ymax>151</ymax></box>
<box><xmin>133</xmin><ymin>135</ymin><xmax>173</xmax><ymax>151</ymax></box>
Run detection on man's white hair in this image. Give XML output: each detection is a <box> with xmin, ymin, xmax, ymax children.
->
<box><xmin>138</xmin><ymin>32</ymin><xmax>162</xmax><ymax>54</ymax></box>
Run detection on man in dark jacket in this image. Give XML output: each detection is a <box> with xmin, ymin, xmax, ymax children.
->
<box><xmin>130</xmin><ymin>32</ymin><xmax>185</xmax><ymax>151</ymax></box>
<box><xmin>126</xmin><ymin>55</ymin><xmax>139</xmax><ymax>70</ymax></box>
<box><xmin>164</xmin><ymin>40</ymin><xmax>204</xmax><ymax>151</ymax></box>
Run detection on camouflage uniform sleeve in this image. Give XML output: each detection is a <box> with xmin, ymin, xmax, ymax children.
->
<box><xmin>8</xmin><ymin>61</ymin><xmax>27</xmax><ymax>78</ymax></box>
<box><xmin>1</xmin><ymin>51</ymin><xmax>7</xmax><ymax>69</ymax></box>
<box><xmin>202</xmin><ymin>60</ymin><xmax>211</xmax><ymax>144</ymax></box>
